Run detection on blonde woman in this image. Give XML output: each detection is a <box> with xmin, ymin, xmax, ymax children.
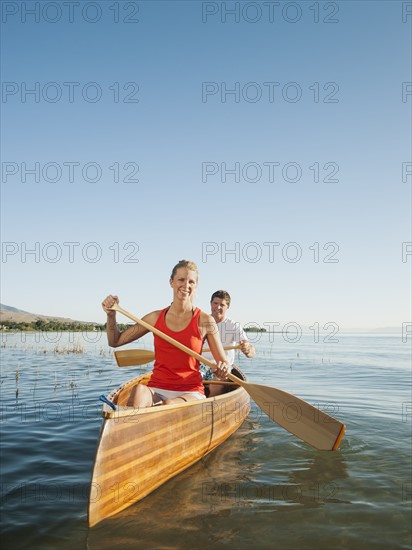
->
<box><xmin>102</xmin><ymin>260</ymin><xmax>230</xmax><ymax>407</ymax></box>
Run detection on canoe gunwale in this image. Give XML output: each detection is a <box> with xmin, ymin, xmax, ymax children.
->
<box><xmin>101</xmin><ymin>371</ymin><xmax>244</xmax><ymax>419</ymax></box>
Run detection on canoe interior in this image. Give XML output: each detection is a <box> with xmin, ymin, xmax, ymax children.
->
<box><xmin>88</xmin><ymin>367</ymin><xmax>250</xmax><ymax>527</ymax></box>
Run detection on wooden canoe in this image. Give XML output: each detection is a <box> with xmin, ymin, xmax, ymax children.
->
<box><xmin>88</xmin><ymin>368</ymin><xmax>250</xmax><ymax>527</ymax></box>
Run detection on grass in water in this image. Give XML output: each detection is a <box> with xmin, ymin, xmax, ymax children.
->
<box><xmin>53</xmin><ymin>339</ymin><xmax>86</xmax><ymax>354</ymax></box>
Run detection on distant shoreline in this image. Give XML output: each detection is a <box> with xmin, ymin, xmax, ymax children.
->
<box><xmin>0</xmin><ymin>322</ymin><xmax>129</xmax><ymax>333</ymax></box>
<box><xmin>0</xmin><ymin>328</ymin><xmax>403</xmax><ymax>336</ymax></box>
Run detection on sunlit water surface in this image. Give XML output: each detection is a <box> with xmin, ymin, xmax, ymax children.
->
<box><xmin>0</xmin><ymin>331</ymin><xmax>411</xmax><ymax>549</ymax></box>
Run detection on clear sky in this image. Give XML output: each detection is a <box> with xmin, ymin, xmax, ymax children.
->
<box><xmin>1</xmin><ymin>0</ymin><xmax>411</xmax><ymax>331</ymax></box>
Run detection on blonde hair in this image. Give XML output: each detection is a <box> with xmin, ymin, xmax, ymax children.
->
<box><xmin>170</xmin><ymin>259</ymin><xmax>199</xmax><ymax>280</ymax></box>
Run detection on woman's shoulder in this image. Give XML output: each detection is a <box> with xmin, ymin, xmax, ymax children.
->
<box><xmin>198</xmin><ymin>309</ymin><xmax>210</xmax><ymax>320</ymax></box>
<box><xmin>198</xmin><ymin>310</ymin><xmax>217</xmax><ymax>327</ymax></box>
<box><xmin>143</xmin><ymin>309</ymin><xmax>164</xmax><ymax>325</ymax></box>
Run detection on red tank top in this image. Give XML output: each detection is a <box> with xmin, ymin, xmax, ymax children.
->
<box><xmin>148</xmin><ymin>307</ymin><xmax>205</xmax><ymax>394</ymax></box>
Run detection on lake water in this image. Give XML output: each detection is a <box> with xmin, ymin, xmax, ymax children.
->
<box><xmin>1</xmin><ymin>330</ymin><xmax>411</xmax><ymax>549</ymax></box>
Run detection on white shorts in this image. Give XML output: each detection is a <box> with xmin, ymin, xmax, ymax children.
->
<box><xmin>149</xmin><ymin>387</ymin><xmax>206</xmax><ymax>401</ymax></box>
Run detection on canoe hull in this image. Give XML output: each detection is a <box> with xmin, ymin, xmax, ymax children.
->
<box><xmin>88</xmin><ymin>372</ymin><xmax>250</xmax><ymax>527</ymax></box>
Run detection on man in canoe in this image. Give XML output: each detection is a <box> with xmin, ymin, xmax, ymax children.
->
<box><xmin>101</xmin><ymin>260</ymin><xmax>230</xmax><ymax>407</ymax></box>
<box><xmin>201</xmin><ymin>290</ymin><xmax>255</xmax><ymax>396</ymax></box>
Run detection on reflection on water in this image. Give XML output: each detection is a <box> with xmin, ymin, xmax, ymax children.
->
<box><xmin>1</xmin><ymin>332</ymin><xmax>411</xmax><ymax>550</ymax></box>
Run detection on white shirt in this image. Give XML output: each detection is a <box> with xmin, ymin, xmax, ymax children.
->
<box><xmin>203</xmin><ymin>317</ymin><xmax>248</xmax><ymax>366</ymax></box>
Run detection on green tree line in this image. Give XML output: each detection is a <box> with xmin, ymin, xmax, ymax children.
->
<box><xmin>0</xmin><ymin>320</ymin><xmax>130</xmax><ymax>332</ymax></box>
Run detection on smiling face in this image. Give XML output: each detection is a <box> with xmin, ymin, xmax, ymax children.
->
<box><xmin>210</xmin><ymin>297</ymin><xmax>229</xmax><ymax>323</ymax></box>
<box><xmin>170</xmin><ymin>267</ymin><xmax>198</xmax><ymax>301</ymax></box>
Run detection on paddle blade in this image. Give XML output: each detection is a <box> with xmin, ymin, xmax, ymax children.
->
<box><xmin>230</xmin><ymin>376</ymin><xmax>345</xmax><ymax>451</ymax></box>
<box><xmin>114</xmin><ymin>349</ymin><xmax>155</xmax><ymax>367</ymax></box>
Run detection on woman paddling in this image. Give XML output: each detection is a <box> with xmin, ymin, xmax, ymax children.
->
<box><xmin>101</xmin><ymin>259</ymin><xmax>230</xmax><ymax>407</ymax></box>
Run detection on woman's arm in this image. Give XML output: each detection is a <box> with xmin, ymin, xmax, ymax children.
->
<box><xmin>105</xmin><ymin>312</ymin><xmax>148</xmax><ymax>347</ymax></box>
<box><xmin>200</xmin><ymin>312</ymin><xmax>230</xmax><ymax>378</ymax></box>
<box><xmin>101</xmin><ymin>295</ymin><xmax>159</xmax><ymax>348</ymax></box>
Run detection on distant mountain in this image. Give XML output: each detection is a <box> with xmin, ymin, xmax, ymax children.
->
<box><xmin>0</xmin><ymin>304</ymin><xmax>93</xmax><ymax>325</ymax></box>
<box><xmin>0</xmin><ymin>304</ymin><xmax>30</xmax><ymax>314</ymax></box>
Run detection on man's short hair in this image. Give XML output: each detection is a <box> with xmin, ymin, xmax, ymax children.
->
<box><xmin>210</xmin><ymin>290</ymin><xmax>231</xmax><ymax>307</ymax></box>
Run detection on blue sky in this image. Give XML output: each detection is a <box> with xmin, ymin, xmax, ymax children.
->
<box><xmin>1</xmin><ymin>0</ymin><xmax>411</xmax><ymax>331</ymax></box>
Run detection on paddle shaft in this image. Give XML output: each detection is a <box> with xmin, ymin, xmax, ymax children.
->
<box><xmin>111</xmin><ymin>304</ymin><xmax>224</xmax><ymax>370</ymax></box>
<box><xmin>110</xmin><ymin>304</ymin><xmax>304</xmax><ymax>390</ymax></box>
<box><xmin>110</xmin><ymin>305</ymin><xmax>302</xmax><ymax>396</ymax></box>
<box><xmin>109</xmin><ymin>303</ymin><xmax>346</xmax><ymax>450</ymax></box>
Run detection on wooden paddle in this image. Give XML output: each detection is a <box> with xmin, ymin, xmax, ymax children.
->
<box><xmin>114</xmin><ymin>345</ymin><xmax>241</xmax><ymax>367</ymax></box>
<box><xmin>108</xmin><ymin>303</ymin><xmax>346</xmax><ymax>451</ymax></box>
